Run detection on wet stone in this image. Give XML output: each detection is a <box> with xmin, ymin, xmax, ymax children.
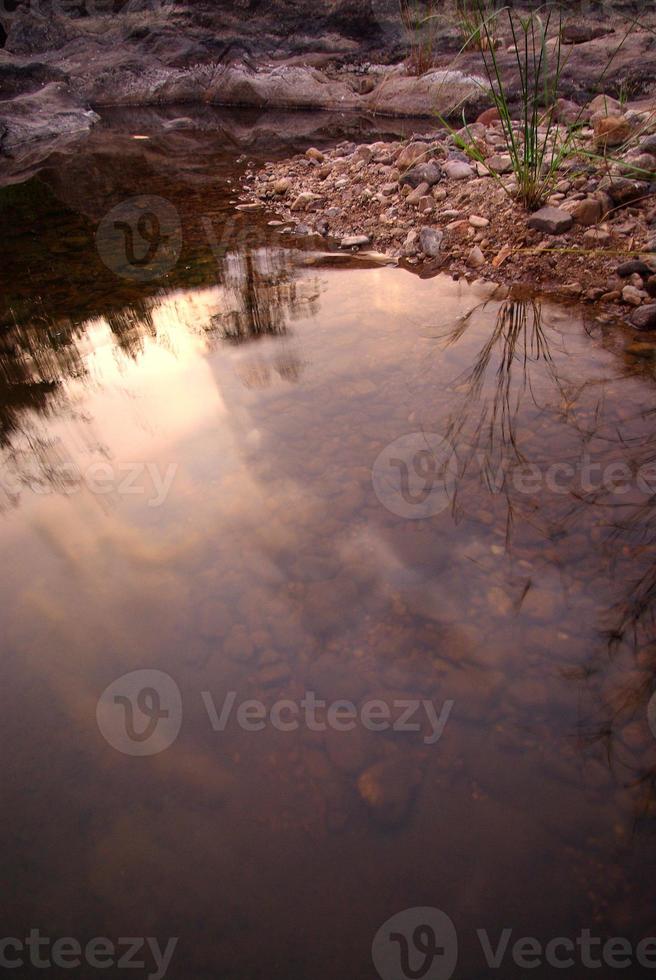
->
<box><xmin>630</xmin><ymin>304</ymin><xmax>656</xmax><ymax>331</ymax></box>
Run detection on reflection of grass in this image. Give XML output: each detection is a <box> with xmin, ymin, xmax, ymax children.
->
<box><xmin>442</xmin><ymin>297</ymin><xmax>559</xmax><ymax>471</ymax></box>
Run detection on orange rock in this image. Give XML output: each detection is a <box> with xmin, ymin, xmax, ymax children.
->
<box><xmin>477</xmin><ymin>107</ymin><xmax>501</xmax><ymax>126</ymax></box>
<box><xmin>594</xmin><ymin>114</ymin><xmax>632</xmax><ymax>149</ymax></box>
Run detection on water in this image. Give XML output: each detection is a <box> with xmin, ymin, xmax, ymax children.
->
<box><xmin>1</xmin><ymin>108</ymin><xmax>656</xmax><ymax>980</ymax></box>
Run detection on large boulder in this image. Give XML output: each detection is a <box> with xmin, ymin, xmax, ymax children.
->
<box><xmin>4</xmin><ymin>7</ymin><xmax>80</xmax><ymax>55</ymax></box>
<box><xmin>366</xmin><ymin>68</ymin><xmax>489</xmax><ymax>118</ymax></box>
<box><xmin>0</xmin><ymin>82</ymin><xmax>98</xmax><ymax>147</ymax></box>
<box><xmin>206</xmin><ymin>63</ymin><xmax>362</xmax><ymax>111</ymax></box>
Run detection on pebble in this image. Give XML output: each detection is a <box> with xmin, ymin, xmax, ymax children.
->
<box><xmin>469</xmin><ymin>215</ymin><xmax>489</xmax><ymax>228</ymax></box>
<box><xmin>569</xmin><ymin>197</ymin><xmax>603</xmax><ymax>225</ymax></box>
<box><xmin>622</xmin><ymin>285</ymin><xmax>645</xmax><ymax>306</ymax></box>
<box><xmin>291</xmin><ymin>191</ymin><xmax>322</xmax><ymax>211</ymax></box>
<box><xmin>419</xmin><ymin>226</ymin><xmax>443</xmax><ymax>257</ymax></box>
<box><xmin>443</xmin><ymin>160</ymin><xmax>474</xmax><ymax>180</ymax></box>
<box><xmin>485</xmin><ymin>154</ymin><xmax>513</xmax><ymax>174</ymax></box>
<box><xmin>467</xmin><ymin>245</ymin><xmax>485</xmax><ymax>268</ymax></box>
<box><xmin>406</xmin><ymin>181</ymin><xmax>430</xmax><ymax>204</ymax></box>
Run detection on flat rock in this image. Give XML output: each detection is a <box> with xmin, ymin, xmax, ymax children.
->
<box><xmin>340</xmin><ymin>234</ymin><xmax>371</xmax><ymax>248</ymax></box>
<box><xmin>527</xmin><ymin>206</ymin><xmax>573</xmax><ymax>235</ymax></box>
<box><xmin>485</xmin><ymin>153</ymin><xmax>513</xmax><ymax>174</ymax></box>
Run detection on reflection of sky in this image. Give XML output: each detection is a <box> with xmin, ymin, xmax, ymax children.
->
<box><xmin>2</xmin><ymin>266</ymin><xmax>656</xmax><ymax>949</ymax></box>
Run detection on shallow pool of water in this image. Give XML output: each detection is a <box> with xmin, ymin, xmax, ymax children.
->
<box><xmin>1</xmin><ymin>109</ymin><xmax>656</xmax><ymax>980</ymax></box>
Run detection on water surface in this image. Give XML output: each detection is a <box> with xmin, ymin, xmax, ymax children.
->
<box><xmin>1</xmin><ymin>109</ymin><xmax>656</xmax><ymax>980</ymax></box>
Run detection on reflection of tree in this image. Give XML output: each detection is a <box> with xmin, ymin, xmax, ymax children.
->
<box><xmin>210</xmin><ymin>248</ymin><xmax>321</xmax><ymax>346</ymax></box>
<box><xmin>106</xmin><ymin>303</ymin><xmax>157</xmax><ymax>360</ymax></box>
<box><xmin>433</xmin><ymin>298</ymin><xmax>572</xmax><ymax>535</ymax></box>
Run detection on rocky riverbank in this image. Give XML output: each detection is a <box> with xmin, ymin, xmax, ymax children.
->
<box><xmin>1</xmin><ymin>2</ymin><xmax>656</xmax><ymax>177</ymax></box>
<box><xmin>239</xmin><ymin>92</ymin><xmax>656</xmax><ymax>327</ymax></box>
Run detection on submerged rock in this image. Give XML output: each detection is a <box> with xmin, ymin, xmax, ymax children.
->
<box><xmin>357</xmin><ymin>755</ymin><xmax>424</xmax><ymax>827</ymax></box>
<box><xmin>630</xmin><ymin>304</ymin><xmax>656</xmax><ymax>331</ymax></box>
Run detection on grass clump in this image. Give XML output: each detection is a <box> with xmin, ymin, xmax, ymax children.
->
<box><xmin>455</xmin><ymin>0</ymin><xmax>498</xmax><ymax>51</ymax></box>
<box><xmin>398</xmin><ymin>0</ymin><xmax>440</xmax><ymax>75</ymax></box>
<box><xmin>455</xmin><ymin>5</ymin><xmax>574</xmax><ymax>210</ymax></box>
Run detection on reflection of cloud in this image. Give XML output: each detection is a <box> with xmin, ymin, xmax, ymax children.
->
<box><xmin>0</xmin><ymin>241</ymin><xmax>319</xmax><ymax>510</ymax></box>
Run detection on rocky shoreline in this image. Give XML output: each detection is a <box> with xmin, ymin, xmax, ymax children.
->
<box><xmin>239</xmin><ymin>92</ymin><xmax>656</xmax><ymax>329</ymax></box>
